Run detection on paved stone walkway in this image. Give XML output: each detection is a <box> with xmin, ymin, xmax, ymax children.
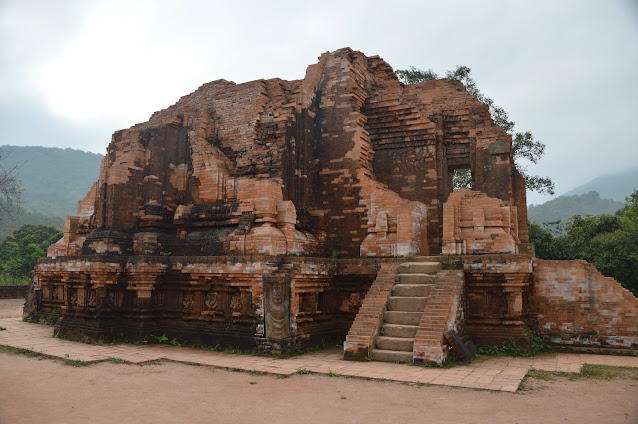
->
<box><xmin>1</xmin><ymin>317</ymin><xmax>637</xmax><ymax>393</ymax></box>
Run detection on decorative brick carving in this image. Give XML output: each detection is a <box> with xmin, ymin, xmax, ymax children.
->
<box><xmin>442</xmin><ymin>189</ymin><xmax>519</xmax><ymax>255</ymax></box>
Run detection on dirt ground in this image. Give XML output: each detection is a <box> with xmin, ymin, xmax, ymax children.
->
<box><xmin>1</xmin><ymin>299</ymin><xmax>637</xmax><ymax>424</ymax></box>
<box><xmin>0</xmin><ymin>298</ymin><xmax>23</xmax><ymax>319</ymax></box>
<box><xmin>1</xmin><ymin>354</ymin><xmax>636</xmax><ymax>424</ymax></box>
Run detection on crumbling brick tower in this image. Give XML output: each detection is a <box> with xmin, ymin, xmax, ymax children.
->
<box><xmin>26</xmin><ymin>48</ymin><xmax>636</xmax><ymax>358</ymax></box>
<box><xmin>45</xmin><ymin>48</ymin><xmax>527</xmax><ymax>260</ymax></box>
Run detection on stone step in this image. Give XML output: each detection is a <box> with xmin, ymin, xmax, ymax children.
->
<box><xmin>384</xmin><ymin>310</ymin><xmax>422</xmax><ymax>325</ymax></box>
<box><xmin>397</xmin><ymin>273</ymin><xmax>436</xmax><ymax>285</ymax></box>
<box><xmin>392</xmin><ymin>284</ymin><xmax>432</xmax><ymax>297</ymax></box>
<box><xmin>381</xmin><ymin>323</ymin><xmax>419</xmax><ymax>338</ymax></box>
<box><xmin>387</xmin><ymin>296</ymin><xmax>427</xmax><ymax>312</ymax></box>
<box><xmin>399</xmin><ymin>262</ymin><xmax>440</xmax><ymax>274</ymax></box>
<box><xmin>407</xmin><ymin>256</ymin><xmax>441</xmax><ymax>262</ymax></box>
<box><xmin>371</xmin><ymin>349</ymin><xmax>413</xmax><ymax>363</ymax></box>
<box><xmin>375</xmin><ymin>336</ymin><xmax>414</xmax><ymax>352</ymax></box>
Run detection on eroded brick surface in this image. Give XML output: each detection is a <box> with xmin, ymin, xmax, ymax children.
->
<box><xmin>442</xmin><ymin>189</ymin><xmax>519</xmax><ymax>255</ymax></box>
<box><xmin>532</xmin><ymin>260</ymin><xmax>638</xmax><ymax>349</ymax></box>
<box><xmin>27</xmin><ymin>47</ymin><xmax>637</xmax><ymax>354</ymax></box>
<box><xmin>413</xmin><ymin>270</ymin><xmax>465</xmax><ymax>364</ymax></box>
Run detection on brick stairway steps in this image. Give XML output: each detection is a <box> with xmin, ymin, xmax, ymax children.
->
<box><xmin>383</xmin><ymin>311</ymin><xmax>422</xmax><ymax>325</ymax></box>
<box><xmin>344</xmin><ymin>263</ymin><xmax>402</xmax><ymax>360</ymax></box>
<box><xmin>412</xmin><ymin>270</ymin><xmax>465</xmax><ymax>364</ymax></box>
<box><xmin>397</xmin><ymin>273</ymin><xmax>436</xmax><ymax>284</ymax></box>
<box><xmin>375</xmin><ymin>336</ymin><xmax>414</xmax><ymax>351</ymax></box>
<box><xmin>386</xmin><ymin>296</ymin><xmax>427</xmax><ymax>312</ymax></box>
<box><xmin>372</xmin><ymin>261</ymin><xmax>442</xmax><ymax>363</ymax></box>
<box><xmin>392</xmin><ymin>284</ymin><xmax>431</xmax><ymax>297</ymax></box>
<box><xmin>380</xmin><ymin>323</ymin><xmax>419</xmax><ymax>338</ymax></box>
<box><xmin>399</xmin><ymin>262</ymin><xmax>441</xmax><ymax>274</ymax></box>
<box><xmin>407</xmin><ymin>256</ymin><xmax>441</xmax><ymax>262</ymax></box>
<box><xmin>371</xmin><ymin>349</ymin><xmax>414</xmax><ymax>363</ymax></box>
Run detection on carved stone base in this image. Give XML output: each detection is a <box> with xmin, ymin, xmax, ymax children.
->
<box><xmin>28</xmin><ymin>255</ymin><xmax>377</xmax><ymax>354</ymax></box>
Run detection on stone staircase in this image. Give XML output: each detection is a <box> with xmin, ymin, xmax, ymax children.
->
<box><xmin>412</xmin><ymin>269</ymin><xmax>465</xmax><ymax>363</ymax></box>
<box><xmin>372</xmin><ymin>261</ymin><xmax>440</xmax><ymax>363</ymax></box>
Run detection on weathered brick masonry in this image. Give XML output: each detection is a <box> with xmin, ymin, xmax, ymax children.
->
<box><xmin>0</xmin><ymin>285</ymin><xmax>28</xmax><ymax>299</ymax></box>
<box><xmin>26</xmin><ymin>48</ymin><xmax>636</xmax><ymax>356</ymax></box>
<box><xmin>532</xmin><ymin>260</ymin><xmax>638</xmax><ymax>350</ymax></box>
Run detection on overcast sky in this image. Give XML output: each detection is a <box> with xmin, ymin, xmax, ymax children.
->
<box><xmin>1</xmin><ymin>0</ymin><xmax>637</xmax><ymax>205</ymax></box>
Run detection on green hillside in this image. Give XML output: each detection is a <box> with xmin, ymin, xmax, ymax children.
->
<box><xmin>0</xmin><ymin>205</ymin><xmax>65</xmax><ymax>238</ymax></box>
<box><xmin>563</xmin><ymin>168</ymin><xmax>638</xmax><ymax>202</ymax></box>
<box><xmin>0</xmin><ymin>145</ymin><xmax>103</xmax><ymax>218</ymax></box>
<box><xmin>528</xmin><ymin>191</ymin><xmax>624</xmax><ymax>226</ymax></box>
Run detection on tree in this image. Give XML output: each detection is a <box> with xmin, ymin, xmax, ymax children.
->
<box><xmin>0</xmin><ymin>224</ymin><xmax>62</xmax><ymax>279</ymax></box>
<box><xmin>396</xmin><ymin>66</ymin><xmax>555</xmax><ymax>195</ymax></box>
<box><xmin>528</xmin><ymin>220</ymin><xmax>566</xmax><ymax>260</ymax></box>
<box><xmin>0</xmin><ymin>147</ymin><xmax>23</xmax><ymax>225</ymax></box>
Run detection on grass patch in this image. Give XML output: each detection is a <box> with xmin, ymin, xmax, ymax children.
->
<box><xmin>23</xmin><ymin>316</ymin><xmax>57</xmax><ymax>326</ymax></box>
<box><xmin>153</xmin><ymin>334</ymin><xmax>169</xmax><ymax>344</ymax></box>
<box><xmin>0</xmin><ymin>326</ymin><xmax>6</xmax><ymax>331</ymax></box>
<box><xmin>580</xmin><ymin>364</ymin><xmax>638</xmax><ymax>380</ymax></box>
<box><xmin>526</xmin><ymin>364</ymin><xmax>638</xmax><ymax>382</ymax></box>
<box><xmin>478</xmin><ymin>331</ymin><xmax>550</xmax><ymax>358</ymax></box>
<box><xmin>296</xmin><ymin>368</ymin><xmax>311</xmax><ymax>375</ymax></box>
<box><xmin>0</xmin><ymin>273</ymin><xmax>29</xmax><ymax>286</ymax></box>
<box><xmin>107</xmin><ymin>357</ymin><xmax>129</xmax><ymax>364</ymax></box>
<box><xmin>0</xmin><ymin>345</ymin><xmax>42</xmax><ymax>357</ymax></box>
<box><xmin>197</xmin><ymin>344</ymin><xmax>280</xmax><ymax>358</ymax></box>
<box><xmin>140</xmin><ymin>359</ymin><xmax>165</xmax><ymax>366</ymax></box>
<box><xmin>525</xmin><ymin>369</ymin><xmax>573</xmax><ymax>381</ymax></box>
<box><xmin>63</xmin><ymin>359</ymin><xmax>91</xmax><ymax>367</ymax></box>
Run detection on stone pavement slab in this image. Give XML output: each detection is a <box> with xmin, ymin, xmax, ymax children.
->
<box><xmin>2</xmin><ymin>317</ymin><xmax>638</xmax><ymax>393</ymax></box>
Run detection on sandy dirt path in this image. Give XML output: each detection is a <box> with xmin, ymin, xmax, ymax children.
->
<box><xmin>1</xmin><ymin>299</ymin><xmax>637</xmax><ymax>423</ymax></box>
<box><xmin>1</xmin><ymin>351</ymin><xmax>637</xmax><ymax>424</ymax></box>
<box><xmin>0</xmin><ymin>299</ymin><xmax>23</xmax><ymax>319</ymax></box>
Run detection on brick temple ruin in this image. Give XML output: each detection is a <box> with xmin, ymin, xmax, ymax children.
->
<box><xmin>24</xmin><ymin>48</ymin><xmax>637</xmax><ymax>363</ymax></box>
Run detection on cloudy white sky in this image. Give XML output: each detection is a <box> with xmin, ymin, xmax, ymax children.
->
<box><xmin>1</xmin><ymin>0</ymin><xmax>637</xmax><ymax>205</ymax></box>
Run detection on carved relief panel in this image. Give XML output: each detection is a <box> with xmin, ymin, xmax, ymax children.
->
<box><xmin>263</xmin><ymin>276</ymin><xmax>290</xmax><ymax>340</ymax></box>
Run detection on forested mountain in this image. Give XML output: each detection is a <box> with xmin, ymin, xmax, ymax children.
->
<box><xmin>528</xmin><ymin>191</ymin><xmax>624</xmax><ymax>225</ymax></box>
<box><xmin>0</xmin><ymin>206</ymin><xmax>64</xmax><ymax>238</ymax></box>
<box><xmin>563</xmin><ymin>168</ymin><xmax>638</xmax><ymax>202</ymax></box>
<box><xmin>0</xmin><ymin>145</ymin><xmax>103</xmax><ymax>218</ymax></box>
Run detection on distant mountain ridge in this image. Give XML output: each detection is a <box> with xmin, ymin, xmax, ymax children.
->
<box><xmin>528</xmin><ymin>191</ymin><xmax>624</xmax><ymax>225</ymax></box>
<box><xmin>0</xmin><ymin>205</ymin><xmax>65</xmax><ymax>238</ymax></box>
<box><xmin>1</xmin><ymin>145</ymin><xmax>103</xmax><ymax>219</ymax></box>
<box><xmin>562</xmin><ymin>168</ymin><xmax>638</xmax><ymax>202</ymax></box>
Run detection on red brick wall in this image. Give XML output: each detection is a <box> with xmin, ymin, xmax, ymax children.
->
<box><xmin>531</xmin><ymin>259</ymin><xmax>638</xmax><ymax>349</ymax></box>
